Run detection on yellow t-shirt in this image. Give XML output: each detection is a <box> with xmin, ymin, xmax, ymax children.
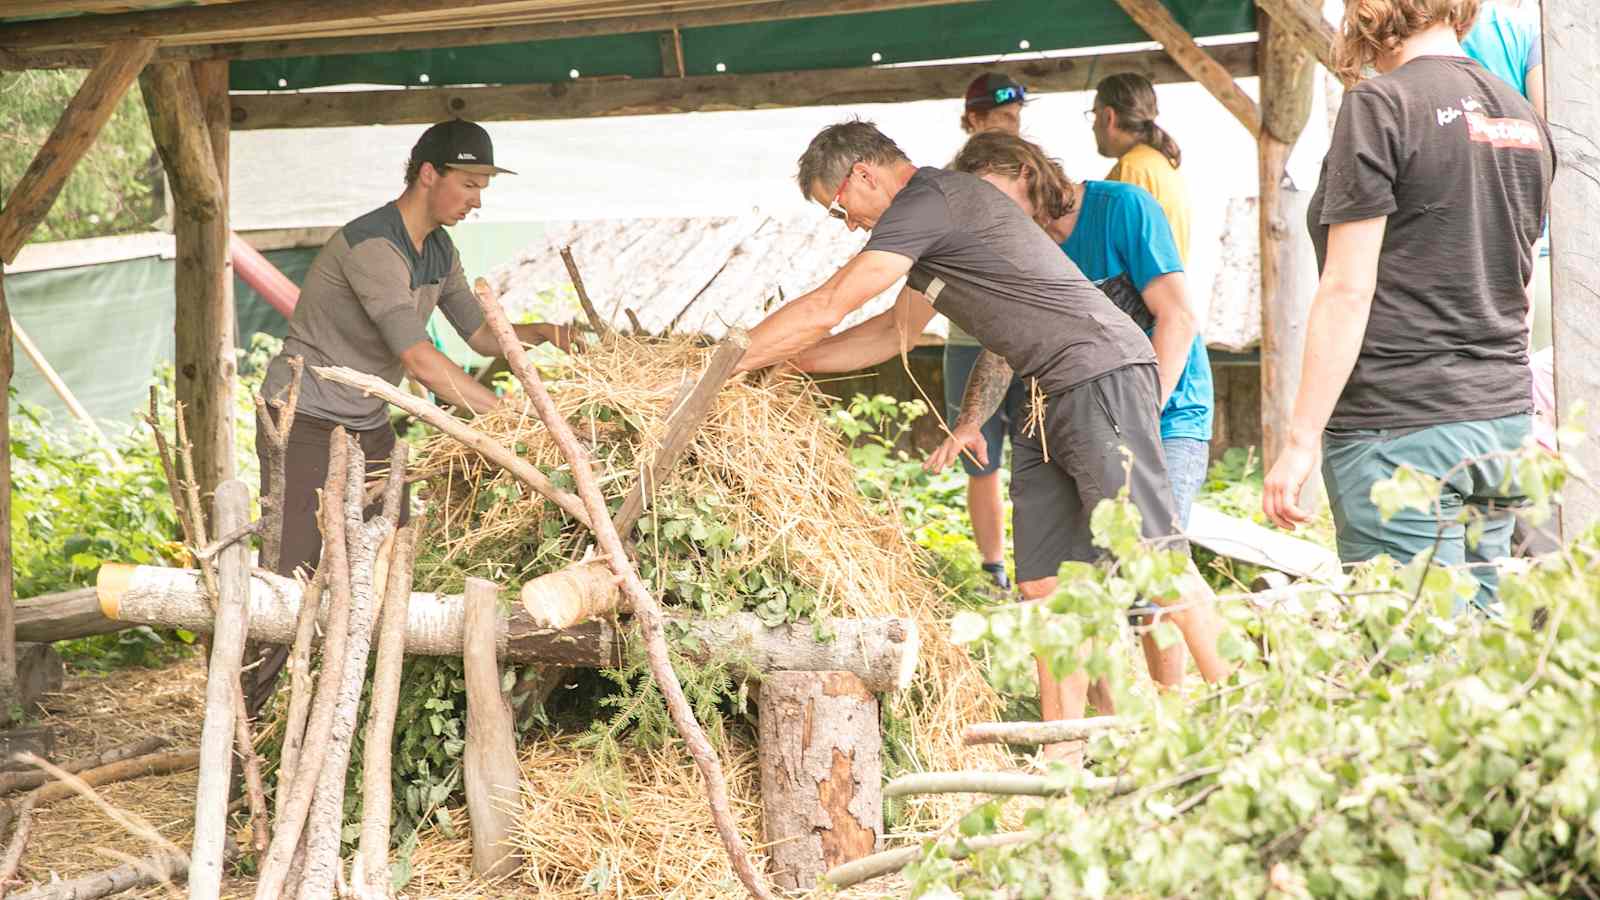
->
<box><xmin>1106</xmin><ymin>143</ymin><xmax>1190</xmax><ymax>264</ymax></box>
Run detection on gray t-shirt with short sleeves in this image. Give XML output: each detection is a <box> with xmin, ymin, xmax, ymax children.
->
<box><xmin>864</xmin><ymin>168</ymin><xmax>1153</xmax><ymax>394</ymax></box>
<box><xmin>262</xmin><ymin>202</ymin><xmax>486</xmax><ymax>430</ymax></box>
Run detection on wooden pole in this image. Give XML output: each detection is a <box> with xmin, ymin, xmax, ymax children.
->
<box><xmin>613</xmin><ymin>330</ymin><xmax>750</xmax><ymax>535</ymax></box>
<box><xmin>188</xmin><ymin>480</ymin><xmax>251</xmax><ymax>900</ymax></box>
<box><xmin>0</xmin><ymin>265</ymin><xmax>14</xmax><ymax>712</ymax></box>
<box><xmin>190</xmin><ymin>60</ymin><xmax>236</xmax><ymax>499</ymax></box>
<box><xmin>1254</xmin><ymin>0</ymin><xmax>1351</xmax><ymax>88</ymax></box>
<box><xmin>0</xmin><ymin>39</ymin><xmax>158</xmax><ymax>264</ymax></box>
<box><xmin>1543</xmin><ymin>3</ymin><xmax>1600</xmax><ymax>537</ymax></box>
<box><xmin>461</xmin><ymin>578</ymin><xmax>521</xmax><ymax>879</ymax></box>
<box><xmin>1111</xmin><ymin>0</ymin><xmax>1261</xmax><ymax>137</ymax></box>
<box><xmin>1255</xmin><ymin>13</ymin><xmax>1317</xmax><ymax>474</ymax></box>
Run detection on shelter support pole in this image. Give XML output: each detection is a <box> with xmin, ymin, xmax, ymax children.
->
<box><xmin>1256</xmin><ymin>14</ymin><xmax>1316</xmax><ymax>475</ymax></box>
<box><xmin>0</xmin><ymin>264</ymin><xmax>14</xmax><ymax>712</ymax></box>
<box><xmin>0</xmin><ymin>39</ymin><xmax>157</xmax><ymax>264</ymax></box>
<box><xmin>1254</xmin><ymin>0</ymin><xmax>1351</xmax><ymax>88</ymax></box>
<box><xmin>1543</xmin><ymin>7</ymin><xmax>1600</xmax><ymax>536</ymax></box>
<box><xmin>144</xmin><ymin>59</ymin><xmax>236</xmax><ymax>497</ymax></box>
<box><xmin>1111</xmin><ymin>0</ymin><xmax>1261</xmax><ymax>137</ymax></box>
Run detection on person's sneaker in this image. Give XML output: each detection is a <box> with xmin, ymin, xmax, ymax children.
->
<box><xmin>982</xmin><ymin>561</ymin><xmax>1011</xmax><ymax>595</ymax></box>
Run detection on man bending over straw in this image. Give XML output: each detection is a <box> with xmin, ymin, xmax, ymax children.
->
<box><xmin>735</xmin><ymin>120</ymin><xmax>1231</xmax><ymax>765</ymax></box>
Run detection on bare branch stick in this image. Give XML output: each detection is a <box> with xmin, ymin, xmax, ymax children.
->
<box><xmin>14</xmin><ymin>753</ymin><xmax>188</xmax><ymax>861</ymax></box>
<box><xmin>471</xmin><ymin>289</ymin><xmax>773</xmax><ymax>899</ymax></box>
<box><xmin>192</xmin><ymin>520</ymin><xmax>260</xmax><ymax>563</ymax></box>
<box><xmin>960</xmin><ymin>716</ymin><xmax>1127</xmax><ymax>747</ymax></box>
<box><xmin>559</xmin><ymin>246</ymin><xmax>608</xmax><ymax>335</ymax></box>
<box><xmin>274</xmin><ymin>566</ymin><xmax>324</xmax><ymax>823</ymax></box>
<box><xmin>883</xmin><ymin>771</ymin><xmax>1130</xmax><ymax>799</ymax></box>
<box><xmin>353</xmin><ymin>518</ymin><xmax>421</xmax><ymax>895</ymax></box>
<box><xmin>823</xmin><ymin>831</ymin><xmax>1037</xmax><ymax>889</ymax></box>
<box><xmin>311</xmin><ymin>366</ymin><xmax>593</xmax><ymax>529</ymax></box>
<box><xmin>0</xmin><ymin>738</ymin><xmax>166</xmax><ymax>797</ymax></box>
<box><xmin>254</xmin><ymin>433</ymin><xmax>354</xmax><ymax>900</ymax></box>
<box><xmin>254</xmin><ymin>356</ymin><xmax>304</xmax><ymax>574</ymax></box>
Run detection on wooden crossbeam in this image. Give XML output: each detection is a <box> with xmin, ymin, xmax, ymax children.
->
<box><xmin>1254</xmin><ymin>0</ymin><xmax>1351</xmax><ymax>89</ymax></box>
<box><xmin>1111</xmin><ymin>0</ymin><xmax>1261</xmax><ymax>138</ymax></box>
<box><xmin>229</xmin><ymin>42</ymin><xmax>1256</xmax><ymax>130</ymax></box>
<box><xmin>0</xmin><ymin>0</ymin><xmax>980</xmax><ymax>61</ymax></box>
<box><xmin>0</xmin><ymin>38</ymin><xmax>157</xmax><ymax>264</ymax></box>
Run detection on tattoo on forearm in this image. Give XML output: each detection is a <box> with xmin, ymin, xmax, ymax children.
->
<box><xmin>956</xmin><ymin>350</ymin><xmax>1013</xmax><ymax>429</ymax></box>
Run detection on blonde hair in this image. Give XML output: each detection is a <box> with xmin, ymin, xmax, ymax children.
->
<box><xmin>950</xmin><ymin>132</ymin><xmax>1074</xmax><ymax>226</ymax></box>
<box><xmin>1335</xmin><ymin>0</ymin><xmax>1481</xmax><ymax>82</ymax></box>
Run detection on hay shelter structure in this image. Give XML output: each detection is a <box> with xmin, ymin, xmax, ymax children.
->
<box><xmin>0</xmin><ymin>0</ymin><xmax>1596</xmax><ymax>894</ymax></box>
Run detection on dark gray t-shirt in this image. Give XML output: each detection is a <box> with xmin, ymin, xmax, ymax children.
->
<box><xmin>262</xmin><ymin>202</ymin><xmax>486</xmax><ymax>430</ymax></box>
<box><xmin>863</xmin><ymin>168</ymin><xmax>1154</xmax><ymax>394</ymax></box>
<box><xmin>1308</xmin><ymin>56</ymin><xmax>1553</xmax><ymax>430</ymax></box>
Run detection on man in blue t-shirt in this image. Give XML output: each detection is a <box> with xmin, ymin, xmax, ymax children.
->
<box><xmin>1060</xmin><ymin>180</ymin><xmax>1215</xmax><ymax>525</ymax></box>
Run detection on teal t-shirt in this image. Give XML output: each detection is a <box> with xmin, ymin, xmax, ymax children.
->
<box><xmin>1061</xmin><ymin>180</ymin><xmax>1214</xmax><ymax>442</ymax></box>
<box><xmin>1462</xmin><ymin>3</ymin><xmax>1541</xmax><ymax>99</ymax></box>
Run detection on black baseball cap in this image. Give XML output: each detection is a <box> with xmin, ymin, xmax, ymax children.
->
<box><xmin>964</xmin><ymin>72</ymin><xmax>1027</xmax><ymax>111</ymax></box>
<box><xmin>410</xmin><ymin>119</ymin><xmax>516</xmax><ymax>176</ymax></box>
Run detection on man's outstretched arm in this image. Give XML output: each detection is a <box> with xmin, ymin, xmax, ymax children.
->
<box><xmin>737</xmin><ymin>250</ymin><xmax>913</xmax><ymax>372</ymax></box>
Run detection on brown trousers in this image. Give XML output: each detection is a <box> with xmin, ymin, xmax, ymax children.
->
<box><xmin>245</xmin><ymin>411</ymin><xmax>409</xmax><ymax>716</ymax></box>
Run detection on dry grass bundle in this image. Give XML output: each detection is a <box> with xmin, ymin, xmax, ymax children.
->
<box><xmin>414</xmin><ymin>335</ymin><xmax>1008</xmax><ymax>820</ymax></box>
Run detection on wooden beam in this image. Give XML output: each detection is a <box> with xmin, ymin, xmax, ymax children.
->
<box><xmin>230</xmin><ymin>42</ymin><xmax>1257</xmax><ymax>129</ymax></box>
<box><xmin>0</xmin><ymin>265</ymin><xmax>14</xmax><ymax>701</ymax></box>
<box><xmin>1544</xmin><ymin>5</ymin><xmax>1600</xmax><ymax>537</ymax></box>
<box><xmin>1111</xmin><ymin>0</ymin><xmax>1260</xmax><ymax>138</ymax></box>
<box><xmin>0</xmin><ymin>39</ymin><xmax>157</xmax><ymax>264</ymax></box>
<box><xmin>1254</xmin><ymin>0</ymin><xmax>1351</xmax><ymax>89</ymax></box>
<box><xmin>0</xmin><ymin>0</ymin><xmax>980</xmax><ymax>59</ymax></box>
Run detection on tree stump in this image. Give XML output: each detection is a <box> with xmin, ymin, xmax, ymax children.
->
<box><xmin>757</xmin><ymin>671</ymin><xmax>883</xmax><ymax>891</ymax></box>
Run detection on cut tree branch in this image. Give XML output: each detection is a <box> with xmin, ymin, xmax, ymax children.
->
<box><xmin>254</xmin><ymin>355</ymin><xmax>304</xmax><ymax>574</ymax></box>
<box><xmin>559</xmin><ymin>246</ymin><xmax>608</xmax><ymax>336</ymax></box>
<box><xmin>311</xmin><ymin>365</ymin><xmax>592</xmax><ymax>529</ymax></box>
<box><xmin>961</xmin><ymin>716</ymin><xmax>1127</xmax><ymax>746</ymax></box>
<box><xmin>472</xmin><ymin>285</ymin><xmax>773</xmax><ymax>898</ymax></box>
<box><xmin>823</xmin><ymin>831</ymin><xmax>1037</xmax><ymax>889</ymax></box>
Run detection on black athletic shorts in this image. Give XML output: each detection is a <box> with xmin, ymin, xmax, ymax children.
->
<box><xmin>1010</xmin><ymin>363</ymin><xmax>1187</xmax><ymax>583</ymax></box>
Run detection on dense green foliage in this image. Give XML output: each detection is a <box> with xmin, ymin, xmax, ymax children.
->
<box><xmin>0</xmin><ymin>70</ymin><xmax>163</xmax><ymax>243</ymax></box>
<box><xmin>920</xmin><ymin>439</ymin><xmax>1597</xmax><ymax>898</ymax></box>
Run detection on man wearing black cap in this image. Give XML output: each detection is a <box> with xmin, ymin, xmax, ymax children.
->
<box><xmin>960</xmin><ymin>71</ymin><xmax>1026</xmax><ymax>136</ymax></box>
<box><xmin>247</xmin><ymin>119</ymin><xmax>566</xmax><ymax>714</ymax></box>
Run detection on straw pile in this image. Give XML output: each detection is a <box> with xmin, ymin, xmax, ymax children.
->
<box><xmin>412</xmin><ymin>334</ymin><xmax>1009</xmax><ymax>821</ymax></box>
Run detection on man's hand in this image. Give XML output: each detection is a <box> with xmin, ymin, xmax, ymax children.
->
<box><xmin>1262</xmin><ymin>442</ymin><xmax>1317</xmax><ymax>530</ymax></box>
<box><xmin>924</xmin><ymin>423</ymin><xmax>986</xmax><ymax>474</ymax></box>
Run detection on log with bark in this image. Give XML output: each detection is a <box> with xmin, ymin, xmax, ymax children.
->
<box><xmin>7</xmin><ymin>850</ymin><xmax>187</xmax><ymax>900</ymax></box>
<box><xmin>0</xmin><ymin>737</ymin><xmax>166</xmax><ymax>797</ymax></box>
<box><xmin>97</xmin><ymin>565</ymin><xmax>919</xmax><ymax>693</ymax></box>
<box><xmin>960</xmin><ymin>717</ymin><xmax>1126</xmax><ymax>746</ymax></box>
<box><xmin>758</xmin><ymin>671</ymin><xmax>882</xmax><ymax>890</ymax></box>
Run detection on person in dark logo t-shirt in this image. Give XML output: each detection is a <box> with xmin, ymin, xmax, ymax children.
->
<box><xmin>735</xmin><ymin>121</ymin><xmax>1232</xmax><ymax>765</ymax></box>
<box><xmin>1262</xmin><ymin>0</ymin><xmax>1554</xmax><ymax>609</ymax></box>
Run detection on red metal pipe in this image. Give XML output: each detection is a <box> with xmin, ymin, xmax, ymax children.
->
<box><xmin>229</xmin><ymin>232</ymin><xmax>298</xmax><ymax>318</ymax></box>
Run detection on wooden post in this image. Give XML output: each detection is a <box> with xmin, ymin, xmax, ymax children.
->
<box><xmin>462</xmin><ymin>577</ymin><xmax>520</xmax><ymax>879</ymax></box>
<box><xmin>144</xmin><ymin>58</ymin><xmax>235</xmax><ymax>500</ymax></box>
<box><xmin>758</xmin><ymin>671</ymin><xmax>883</xmax><ymax>890</ymax></box>
<box><xmin>0</xmin><ymin>264</ymin><xmax>14</xmax><ymax>713</ymax></box>
<box><xmin>1543</xmin><ymin>4</ymin><xmax>1600</xmax><ymax>537</ymax></box>
<box><xmin>189</xmin><ymin>479</ymin><xmax>251</xmax><ymax>900</ymax></box>
<box><xmin>1256</xmin><ymin>13</ymin><xmax>1317</xmax><ymax>473</ymax></box>
<box><xmin>0</xmin><ymin>39</ymin><xmax>158</xmax><ymax>264</ymax></box>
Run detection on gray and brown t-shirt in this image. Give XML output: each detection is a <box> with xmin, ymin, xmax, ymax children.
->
<box><xmin>262</xmin><ymin>202</ymin><xmax>486</xmax><ymax>430</ymax></box>
<box><xmin>863</xmin><ymin>168</ymin><xmax>1154</xmax><ymax>395</ymax></box>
